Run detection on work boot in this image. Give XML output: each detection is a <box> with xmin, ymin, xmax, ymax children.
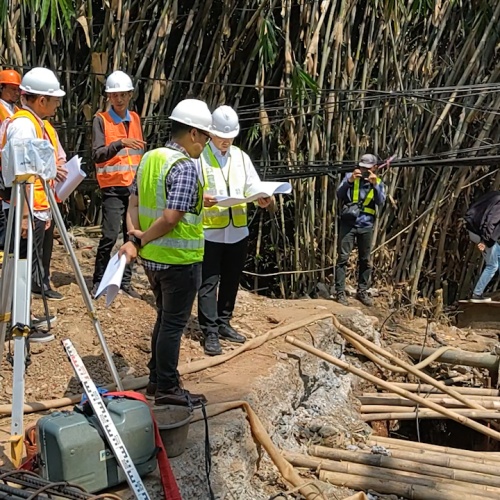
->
<box><xmin>145</xmin><ymin>382</ymin><xmax>157</xmax><ymax>400</ymax></box>
<box><xmin>204</xmin><ymin>332</ymin><xmax>222</xmax><ymax>356</ymax></box>
<box><xmin>121</xmin><ymin>285</ymin><xmax>142</xmax><ymax>299</ymax></box>
<box><xmin>470</xmin><ymin>294</ymin><xmax>492</xmax><ymax>303</ymax></box>
<box><xmin>336</xmin><ymin>292</ymin><xmax>348</xmax><ymax>306</ymax></box>
<box><xmin>219</xmin><ymin>324</ymin><xmax>246</xmax><ymax>344</ymax></box>
<box><xmin>155</xmin><ymin>386</ymin><xmax>207</xmax><ymax>408</ymax></box>
<box><xmin>356</xmin><ymin>291</ymin><xmax>373</xmax><ymax>307</ymax></box>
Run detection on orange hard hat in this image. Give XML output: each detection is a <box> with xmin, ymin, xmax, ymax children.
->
<box><xmin>0</xmin><ymin>69</ymin><xmax>21</xmax><ymax>86</ymax></box>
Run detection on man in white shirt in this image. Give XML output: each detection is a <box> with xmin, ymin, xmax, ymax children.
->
<box><xmin>198</xmin><ymin>105</ymin><xmax>272</xmax><ymax>356</ymax></box>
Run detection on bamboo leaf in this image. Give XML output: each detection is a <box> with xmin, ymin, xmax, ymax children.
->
<box><xmin>77</xmin><ymin>15</ymin><xmax>91</xmax><ymax>48</ymax></box>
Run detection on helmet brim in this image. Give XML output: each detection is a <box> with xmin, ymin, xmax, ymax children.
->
<box><xmin>359</xmin><ymin>162</ymin><xmax>377</xmax><ymax>168</ymax></box>
<box><xmin>105</xmin><ymin>88</ymin><xmax>134</xmax><ymax>93</ymax></box>
<box><xmin>19</xmin><ymin>85</ymin><xmax>65</xmax><ymax>97</ymax></box>
<box><xmin>211</xmin><ymin>129</ymin><xmax>239</xmax><ymax>139</ymax></box>
<box><xmin>169</xmin><ymin>116</ymin><xmax>213</xmax><ymax>133</ymax></box>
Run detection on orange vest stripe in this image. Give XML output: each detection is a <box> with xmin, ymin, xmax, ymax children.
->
<box><xmin>1</xmin><ymin>109</ymin><xmax>59</xmax><ymax>209</ymax></box>
<box><xmin>95</xmin><ymin>110</ymin><xmax>144</xmax><ymax>189</ymax></box>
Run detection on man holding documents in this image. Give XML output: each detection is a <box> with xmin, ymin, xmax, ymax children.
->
<box><xmin>198</xmin><ymin>105</ymin><xmax>273</xmax><ymax>356</ymax></box>
<box><xmin>1</xmin><ymin>67</ymin><xmax>68</xmax><ymax>340</ymax></box>
<box><xmin>119</xmin><ymin>98</ymin><xmax>211</xmax><ymax>407</ymax></box>
<box><xmin>92</xmin><ymin>70</ymin><xmax>145</xmax><ymax>300</ymax></box>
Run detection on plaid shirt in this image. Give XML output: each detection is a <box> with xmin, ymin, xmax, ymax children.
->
<box><xmin>131</xmin><ymin>141</ymin><xmax>201</xmax><ymax>271</ymax></box>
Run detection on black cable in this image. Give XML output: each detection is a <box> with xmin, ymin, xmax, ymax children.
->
<box><xmin>201</xmin><ymin>402</ymin><xmax>216</xmax><ymax>500</ymax></box>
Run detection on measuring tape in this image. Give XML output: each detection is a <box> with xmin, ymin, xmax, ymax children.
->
<box><xmin>62</xmin><ymin>339</ymin><xmax>151</xmax><ymax>500</ymax></box>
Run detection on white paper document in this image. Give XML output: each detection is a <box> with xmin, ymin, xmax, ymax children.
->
<box><xmin>214</xmin><ymin>181</ymin><xmax>292</xmax><ymax>208</ymax></box>
<box><xmin>94</xmin><ymin>253</ymin><xmax>127</xmax><ymax>307</ymax></box>
<box><xmin>55</xmin><ymin>155</ymin><xmax>86</xmax><ymax>201</ymax></box>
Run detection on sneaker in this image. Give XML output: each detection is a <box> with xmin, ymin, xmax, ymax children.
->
<box><xmin>32</xmin><ymin>288</ymin><xmax>64</xmax><ymax>301</ymax></box>
<box><xmin>356</xmin><ymin>291</ymin><xmax>373</xmax><ymax>307</ymax></box>
<box><xmin>31</xmin><ymin>314</ymin><xmax>57</xmax><ymax>330</ymax></box>
<box><xmin>203</xmin><ymin>332</ymin><xmax>222</xmax><ymax>356</ymax></box>
<box><xmin>336</xmin><ymin>292</ymin><xmax>348</xmax><ymax>306</ymax></box>
<box><xmin>155</xmin><ymin>386</ymin><xmax>207</xmax><ymax>408</ymax></box>
<box><xmin>145</xmin><ymin>381</ymin><xmax>157</xmax><ymax>400</ymax></box>
<box><xmin>470</xmin><ymin>294</ymin><xmax>492</xmax><ymax>303</ymax></box>
<box><xmin>121</xmin><ymin>285</ymin><xmax>141</xmax><ymax>299</ymax></box>
<box><xmin>29</xmin><ymin>327</ymin><xmax>55</xmax><ymax>343</ymax></box>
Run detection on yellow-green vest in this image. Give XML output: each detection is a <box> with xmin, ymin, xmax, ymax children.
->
<box><xmin>201</xmin><ymin>145</ymin><xmax>248</xmax><ymax>229</ymax></box>
<box><xmin>352</xmin><ymin>177</ymin><xmax>382</xmax><ymax>215</ymax></box>
<box><xmin>138</xmin><ymin>147</ymin><xmax>204</xmax><ymax>265</ymax></box>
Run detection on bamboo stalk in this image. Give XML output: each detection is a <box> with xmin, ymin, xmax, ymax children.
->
<box><xmin>365</xmin><ymin>384</ymin><xmax>499</xmax><ymax>395</ymax></box>
<box><xmin>309</xmin><ymin>445</ymin><xmax>500</xmax><ymax>489</ymax></box>
<box><xmin>367</xmin><ymin>436</ymin><xmax>500</xmax><ymax>460</ymax></box>
<box><xmin>363</xmin><ymin>409</ymin><xmax>500</xmax><ymax>421</ymax></box>
<box><xmin>283</xmin><ymin>452</ymin><xmax>498</xmax><ymax>498</ymax></box>
<box><xmin>319</xmin><ymin>470</ymin><xmax>491</xmax><ymax>500</ymax></box>
<box><xmin>285</xmin><ymin>335</ymin><xmax>500</xmax><ymax>441</ymax></box>
<box><xmin>359</xmin><ymin>396</ymin><xmax>500</xmax><ymax>408</ymax></box>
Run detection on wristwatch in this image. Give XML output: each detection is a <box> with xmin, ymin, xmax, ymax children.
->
<box><xmin>129</xmin><ymin>235</ymin><xmax>142</xmax><ymax>248</ymax></box>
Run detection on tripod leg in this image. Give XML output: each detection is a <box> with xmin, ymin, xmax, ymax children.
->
<box><xmin>10</xmin><ymin>182</ymin><xmax>33</xmax><ymax>467</ymax></box>
<box><xmin>0</xmin><ymin>199</ymin><xmax>17</xmax><ymax>364</ymax></box>
<box><xmin>44</xmin><ymin>185</ymin><xmax>123</xmax><ymax>390</ymax></box>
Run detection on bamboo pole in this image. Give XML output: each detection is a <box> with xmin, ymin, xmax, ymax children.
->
<box><xmin>309</xmin><ymin>445</ymin><xmax>500</xmax><ymax>489</ymax></box>
<box><xmin>360</xmin><ymin>399</ymin><xmax>500</xmax><ymax>410</ymax></box>
<box><xmin>319</xmin><ymin>470</ymin><xmax>491</xmax><ymax>500</ymax></box>
<box><xmin>367</xmin><ymin>436</ymin><xmax>500</xmax><ymax>460</ymax></box>
<box><xmin>331</xmin><ymin>316</ymin><xmax>497</xmax><ymax>414</ymax></box>
<box><xmin>285</xmin><ymin>336</ymin><xmax>500</xmax><ymax>441</ymax></box>
<box><xmin>360</xmin><ymin>393</ymin><xmax>500</xmax><ymax>403</ymax></box>
<box><xmin>355</xmin><ymin>445</ymin><xmax>500</xmax><ymax>473</ymax></box>
<box><xmin>363</xmin><ymin>409</ymin><xmax>500</xmax><ymax>421</ymax></box>
<box><xmin>391</xmin><ymin>384</ymin><xmax>498</xmax><ymax>396</ymax></box>
<box><xmin>283</xmin><ymin>452</ymin><xmax>498</xmax><ymax>498</ymax></box>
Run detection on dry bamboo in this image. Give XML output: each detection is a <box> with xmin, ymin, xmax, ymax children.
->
<box><xmin>363</xmin><ymin>409</ymin><xmax>500</xmax><ymax>421</ymax></box>
<box><xmin>309</xmin><ymin>445</ymin><xmax>500</xmax><ymax>489</ymax></box>
<box><xmin>355</xmin><ymin>445</ymin><xmax>500</xmax><ymax>473</ymax></box>
<box><xmin>368</xmin><ymin>436</ymin><xmax>500</xmax><ymax>460</ymax></box>
<box><xmin>331</xmin><ymin>316</ymin><xmax>496</xmax><ymax>414</ymax></box>
<box><xmin>361</xmin><ymin>399</ymin><xmax>500</xmax><ymax>411</ymax></box>
<box><xmin>391</xmin><ymin>384</ymin><xmax>498</xmax><ymax>396</ymax></box>
<box><xmin>283</xmin><ymin>452</ymin><xmax>499</xmax><ymax>498</ymax></box>
<box><xmin>359</xmin><ymin>394</ymin><xmax>500</xmax><ymax>404</ymax></box>
<box><xmin>319</xmin><ymin>470</ymin><xmax>491</xmax><ymax>500</ymax></box>
<box><xmin>285</xmin><ymin>335</ymin><xmax>500</xmax><ymax>441</ymax></box>
<box><xmin>0</xmin><ymin>314</ymin><xmax>332</xmax><ymax>415</ymax></box>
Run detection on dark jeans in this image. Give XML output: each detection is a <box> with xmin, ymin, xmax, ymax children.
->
<box><xmin>146</xmin><ymin>263</ymin><xmax>201</xmax><ymax>391</ymax></box>
<box><xmin>335</xmin><ymin>221</ymin><xmax>373</xmax><ymax>293</ymax></box>
<box><xmin>4</xmin><ymin>208</ymin><xmax>53</xmax><ymax>291</ymax></box>
<box><xmin>93</xmin><ymin>193</ymin><xmax>132</xmax><ymax>287</ymax></box>
<box><xmin>198</xmin><ymin>237</ymin><xmax>248</xmax><ymax>336</ymax></box>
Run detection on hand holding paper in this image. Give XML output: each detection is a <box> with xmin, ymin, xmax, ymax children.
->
<box><xmin>214</xmin><ymin>181</ymin><xmax>292</xmax><ymax>208</ymax></box>
<box><xmin>94</xmin><ymin>253</ymin><xmax>127</xmax><ymax>307</ymax></box>
<box><xmin>55</xmin><ymin>155</ymin><xmax>86</xmax><ymax>201</ymax></box>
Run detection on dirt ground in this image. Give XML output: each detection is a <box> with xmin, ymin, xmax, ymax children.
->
<box><xmin>0</xmin><ymin>233</ymin><xmax>498</xmax><ymax>496</ymax></box>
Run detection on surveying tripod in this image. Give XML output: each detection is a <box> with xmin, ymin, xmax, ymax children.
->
<box><xmin>0</xmin><ymin>174</ymin><xmax>124</xmax><ymax>466</ymax></box>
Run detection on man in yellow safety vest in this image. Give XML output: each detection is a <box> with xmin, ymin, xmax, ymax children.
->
<box><xmin>335</xmin><ymin>153</ymin><xmax>386</xmax><ymax>307</ymax></box>
<box><xmin>119</xmin><ymin>99</ymin><xmax>211</xmax><ymax>407</ymax></box>
<box><xmin>198</xmin><ymin>105</ymin><xmax>273</xmax><ymax>356</ymax></box>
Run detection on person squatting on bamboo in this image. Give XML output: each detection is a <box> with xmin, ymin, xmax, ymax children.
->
<box><xmin>198</xmin><ymin>106</ymin><xmax>273</xmax><ymax>356</ymax></box>
<box><xmin>1</xmin><ymin>67</ymin><xmax>69</xmax><ymax>342</ymax></box>
<box><xmin>119</xmin><ymin>99</ymin><xmax>211</xmax><ymax>407</ymax></box>
<box><xmin>92</xmin><ymin>70</ymin><xmax>145</xmax><ymax>299</ymax></box>
<box><xmin>463</xmin><ymin>191</ymin><xmax>500</xmax><ymax>303</ymax></box>
<box><xmin>0</xmin><ymin>69</ymin><xmax>21</xmax><ymax>251</ymax></box>
<box><xmin>335</xmin><ymin>153</ymin><xmax>386</xmax><ymax>307</ymax></box>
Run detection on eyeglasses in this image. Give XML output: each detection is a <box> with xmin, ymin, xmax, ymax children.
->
<box><xmin>196</xmin><ymin>129</ymin><xmax>211</xmax><ymax>144</ymax></box>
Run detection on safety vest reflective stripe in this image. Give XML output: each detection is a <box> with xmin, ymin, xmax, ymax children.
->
<box><xmin>202</xmin><ymin>145</ymin><xmax>248</xmax><ymax>229</ymax></box>
<box><xmin>352</xmin><ymin>178</ymin><xmax>380</xmax><ymax>215</ymax></box>
<box><xmin>148</xmin><ymin>235</ymin><xmax>205</xmax><ymax>250</ymax></box>
<box><xmin>98</xmin><ymin>163</ymin><xmax>141</xmax><ymax>174</ymax></box>
<box><xmin>116</xmin><ymin>148</ymin><xmax>144</xmax><ymax>157</ymax></box>
<box><xmin>138</xmin><ymin>205</ymin><xmax>201</xmax><ymax>225</ymax></box>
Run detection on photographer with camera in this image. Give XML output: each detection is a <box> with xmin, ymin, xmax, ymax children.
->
<box><xmin>334</xmin><ymin>153</ymin><xmax>386</xmax><ymax>307</ymax></box>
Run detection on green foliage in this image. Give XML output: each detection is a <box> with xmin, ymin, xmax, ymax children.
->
<box><xmin>291</xmin><ymin>63</ymin><xmax>318</xmax><ymax>103</ymax></box>
<box><xmin>258</xmin><ymin>16</ymin><xmax>279</xmax><ymax>69</ymax></box>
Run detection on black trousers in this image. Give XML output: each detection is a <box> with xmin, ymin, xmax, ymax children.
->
<box><xmin>335</xmin><ymin>221</ymin><xmax>373</xmax><ymax>293</ymax></box>
<box><xmin>146</xmin><ymin>263</ymin><xmax>201</xmax><ymax>391</ymax></box>
<box><xmin>4</xmin><ymin>209</ymin><xmax>53</xmax><ymax>291</ymax></box>
<box><xmin>198</xmin><ymin>237</ymin><xmax>248</xmax><ymax>336</ymax></box>
<box><xmin>93</xmin><ymin>194</ymin><xmax>132</xmax><ymax>287</ymax></box>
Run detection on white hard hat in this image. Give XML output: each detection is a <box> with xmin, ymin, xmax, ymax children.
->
<box><xmin>19</xmin><ymin>67</ymin><xmax>65</xmax><ymax>97</ymax></box>
<box><xmin>105</xmin><ymin>71</ymin><xmax>134</xmax><ymax>93</ymax></box>
<box><xmin>169</xmin><ymin>99</ymin><xmax>213</xmax><ymax>133</ymax></box>
<box><xmin>211</xmin><ymin>105</ymin><xmax>240</xmax><ymax>138</ymax></box>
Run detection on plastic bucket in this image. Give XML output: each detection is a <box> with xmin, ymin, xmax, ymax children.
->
<box><xmin>152</xmin><ymin>405</ymin><xmax>193</xmax><ymax>458</ymax></box>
